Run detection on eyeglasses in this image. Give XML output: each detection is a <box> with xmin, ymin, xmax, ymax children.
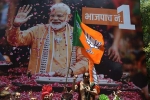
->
<box><xmin>83</xmin><ymin>76</ymin><xmax>89</xmax><ymax>78</ymax></box>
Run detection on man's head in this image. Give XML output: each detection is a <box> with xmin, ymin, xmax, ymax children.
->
<box><xmin>15</xmin><ymin>92</ymin><xmax>20</xmax><ymax>99</ymax></box>
<box><xmin>42</xmin><ymin>85</ymin><xmax>53</xmax><ymax>100</ymax></box>
<box><xmin>43</xmin><ymin>94</ymin><xmax>49</xmax><ymax>100</ymax></box>
<box><xmin>49</xmin><ymin>3</ymin><xmax>71</xmax><ymax>31</ymax></box>
<box><xmin>83</xmin><ymin>72</ymin><xmax>90</xmax><ymax>82</ymax></box>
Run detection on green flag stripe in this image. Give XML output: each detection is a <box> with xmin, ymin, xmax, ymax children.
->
<box><xmin>73</xmin><ymin>11</ymin><xmax>83</xmax><ymax>47</ymax></box>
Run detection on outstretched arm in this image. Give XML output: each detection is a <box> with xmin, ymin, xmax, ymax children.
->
<box><xmin>7</xmin><ymin>25</ymin><xmax>38</xmax><ymax>46</ymax></box>
<box><xmin>7</xmin><ymin>5</ymin><xmax>36</xmax><ymax>46</ymax></box>
<box><xmin>108</xmin><ymin>27</ymin><xmax>122</xmax><ymax>63</ymax></box>
<box><xmin>70</xmin><ymin>75</ymin><xmax>78</xmax><ymax>93</ymax></box>
<box><xmin>71</xmin><ymin>47</ymin><xmax>89</xmax><ymax>75</ymax></box>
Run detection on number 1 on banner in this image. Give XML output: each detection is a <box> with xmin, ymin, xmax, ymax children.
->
<box><xmin>117</xmin><ymin>5</ymin><xmax>135</xmax><ymax>30</ymax></box>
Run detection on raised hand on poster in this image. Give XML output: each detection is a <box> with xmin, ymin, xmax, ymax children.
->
<box><xmin>108</xmin><ymin>45</ymin><xmax>121</xmax><ymax>63</ymax></box>
<box><xmin>13</xmin><ymin>5</ymin><xmax>33</xmax><ymax>27</ymax></box>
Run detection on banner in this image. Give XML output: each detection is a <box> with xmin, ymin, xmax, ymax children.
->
<box><xmin>0</xmin><ymin>0</ymin><xmax>148</xmax><ymax>99</ymax></box>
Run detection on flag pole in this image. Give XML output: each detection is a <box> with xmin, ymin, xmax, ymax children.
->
<box><xmin>65</xmin><ymin>11</ymin><xmax>77</xmax><ymax>91</ymax></box>
<box><xmin>64</xmin><ymin>46</ymin><xmax>76</xmax><ymax>91</ymax></box>
<box><xmin>64</xmin><ymin>62</ymin><xmax>71</xmax><ymax>92</ymax></box>
<box><xmin>64</xmin><ymin>11</ymin><xmax>77</xmax><ymax>91</ymax></box>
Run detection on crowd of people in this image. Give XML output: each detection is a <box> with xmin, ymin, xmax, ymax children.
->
<box><xmin>0</xmin><ymin>72</ymin><xmax>100</xmax><ymax>100</ymax></box>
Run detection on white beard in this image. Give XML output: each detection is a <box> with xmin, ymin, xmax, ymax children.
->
<box><xmin>50</xmin><ymin>21</ymin><xmax>67</xmax><ymax>30</ymax></box>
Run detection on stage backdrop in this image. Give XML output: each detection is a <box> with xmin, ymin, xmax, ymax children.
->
<box><xmin>0</xmin><ymin>0</ymin><xmax>148</xmax><ymax>89</ymax></box>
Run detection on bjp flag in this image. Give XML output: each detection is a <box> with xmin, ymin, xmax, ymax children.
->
<box><xmin>73</xmin><ymin>11</ymin><xmax>104</xmax><ymax>64</ymax></box>
<box><xmin>73</xmin><ymin>11</ymin><xmax>104</xmax><ymax>83</ymax></box>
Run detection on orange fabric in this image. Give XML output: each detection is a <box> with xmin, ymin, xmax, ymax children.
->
<box><xmin>89</xmin><ymin>60</ymin><xmax>94</xmax><ymax>83</ymax></box>
<box><xmin>81</xmin><ymin>48</ymin><xmax>95</xmax><ymax>83</ymax></box>
<box><xmin>79</xmin><ymin>22</ymin><xmax>104</xmax><ymax>64</ymax></box>
<box><xmin>94</xmin><ymin>85</ymin><xmax>100</xmax><ymax>94</ymax></box>
<box><xmin>79</xmin><ymin>22</ymin><xmax>104</xmax><ymax>83</ymax></box>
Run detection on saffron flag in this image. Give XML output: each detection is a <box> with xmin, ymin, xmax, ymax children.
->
<box><xmin>73</xmin><ymin>11</ymin><xmax>104</xmax><ymax>64</ymax></box>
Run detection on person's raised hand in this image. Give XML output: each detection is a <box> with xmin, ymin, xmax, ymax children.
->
<box><xmin>108</xmin><ymin>45</ymin><xmax>121</xmax><ymax>63</ymax></box>
<box><xmin>14</xmin><ymin>5</ymin><xmax>33</xmax><ymax>27</ymax></box>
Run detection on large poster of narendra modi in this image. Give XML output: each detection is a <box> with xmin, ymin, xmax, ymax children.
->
<box><xmin>0</xmin><ymin>0</ymin><xmax>148</xmax><ymax>89</ymax></box>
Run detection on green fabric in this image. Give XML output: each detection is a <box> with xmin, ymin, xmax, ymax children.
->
<box><xmin>99</xmin><ymin>94</ymin><xmax>109</xmax><ymax>100</ymax></box>
<box><xmin>73</xmin><ymin>11</ymin><xmax>83</xmax><ymax>47</ymax></box>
